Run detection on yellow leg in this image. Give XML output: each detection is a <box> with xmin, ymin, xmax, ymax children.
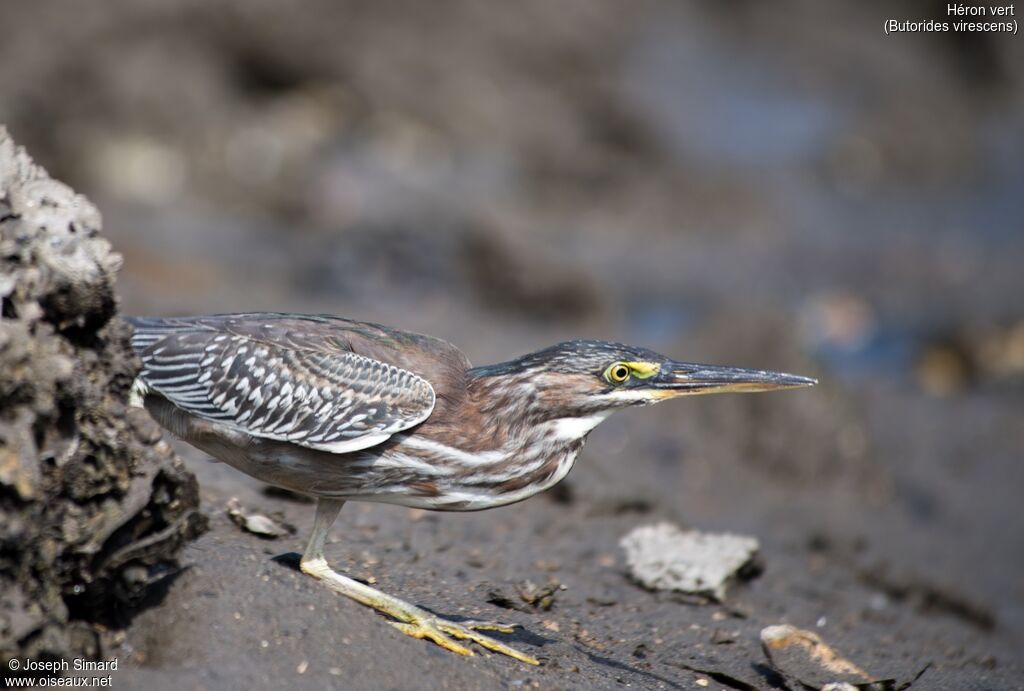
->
<box><xmin>300</xmin><ymin>499</ymin><xmax>540</xmax><ymax>666</ymax></box>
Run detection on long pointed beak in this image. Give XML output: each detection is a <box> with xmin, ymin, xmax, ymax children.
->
<box><xmin>653</xmin><ymin>361</ymin><xmax>817</xmax><ymax>396</ymax></box>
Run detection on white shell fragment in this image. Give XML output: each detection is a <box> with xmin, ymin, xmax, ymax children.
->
<box><xmin>619</xmin><ymin>522</ymin><xmax>759</xmax><ymax>600</ymax></box>
<box><xmin>760</xmin><ymin>624</ymin><xmax>874</xmax><ymax>689</ymax></box>
<box><xmin>226</xmin><ymin>498</ymin><xmax>295</xmax><ymax>539</ymax></box>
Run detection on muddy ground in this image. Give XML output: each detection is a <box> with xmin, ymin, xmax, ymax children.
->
<box><xmin>1</xmin><ymin>1</ymin><xmax>1022</xmax><ymax>689</ymax></box>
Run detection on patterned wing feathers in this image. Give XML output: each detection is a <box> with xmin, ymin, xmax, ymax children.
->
<box><xmin>129</xmin><ymin>317</ymin><xmax>436</xmax><ymax>453</ymax></box>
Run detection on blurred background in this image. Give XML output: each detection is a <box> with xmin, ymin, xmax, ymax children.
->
<box><xmin>1</xmin><ymin>0</ymin><xmax>1022</xmax><ymax>687</ymax></box>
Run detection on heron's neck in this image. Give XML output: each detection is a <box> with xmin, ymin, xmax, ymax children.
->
<box><xmin>384</xmin><ymin>374</ymin><xmax>608</xmax><ymax>509</ymax></box>
<box><xmin>395</xmin><ymin>409</ymin><xmax>604</xmax><ymax>510</ymax></box>
<box><xmin>446</xmin><ymin>370</ymin><xmax>611</xmax><ymax>455</ymax></box>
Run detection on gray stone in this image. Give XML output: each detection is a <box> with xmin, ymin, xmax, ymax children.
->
<box><xmin>619</xmin><ymin>522</ymin><xmax>759</xmax><ymax>600</ymax></box>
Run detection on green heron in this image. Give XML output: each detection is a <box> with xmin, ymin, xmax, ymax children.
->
<box><xmin>128</xmin><ymin>313</ymin><xmax>815</xmax><ymax>665</ymax></box>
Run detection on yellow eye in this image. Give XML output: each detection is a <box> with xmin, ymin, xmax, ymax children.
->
<box><xmin>605</xmin><ymin>362</ymin><xmax>631</xmax><ymax>384</ymax></box>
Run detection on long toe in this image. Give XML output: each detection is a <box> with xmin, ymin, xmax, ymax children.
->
<box><xmin>459</xmin><ymin>619</ymin><xmax>521</xmax><ymax>634</ymax></box>
<box><xmin>390</xmin><ymin>621</ymin><xmax>475</xmax><ymax>657</ymax></box>
<box><xmin>435</xmin><ymin>618</ymin><xmax>540</xmax><ymax>665</ymax></box>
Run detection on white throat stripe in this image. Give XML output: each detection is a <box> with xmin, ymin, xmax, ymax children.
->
<box><xmin>547</xmin><ymin>411</ymin><xmax>612</xmax><ymax>440</ymax></box>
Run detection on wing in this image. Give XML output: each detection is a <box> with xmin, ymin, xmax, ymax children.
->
<box><xmin>127</xmin><ymin>315</ymin><xmax>436</xmax><ymax>453</ymax></box>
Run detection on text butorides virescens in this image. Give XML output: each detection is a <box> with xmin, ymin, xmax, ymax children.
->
<box><xmin>128</xmin><ymin>313</ymin><xmax>815</xmax><ymax>665</ymax></box>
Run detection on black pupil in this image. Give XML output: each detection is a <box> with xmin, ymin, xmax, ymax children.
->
<box><xmin>615</xmin><ymin>367</ymin><xmax>628</xmax><ymax>379</ymax></box>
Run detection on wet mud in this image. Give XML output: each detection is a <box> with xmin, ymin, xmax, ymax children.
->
<box><xmin>1</xmin><ymin>2</ymin><xmax>1021</xmax><ymax>688</ymax></box>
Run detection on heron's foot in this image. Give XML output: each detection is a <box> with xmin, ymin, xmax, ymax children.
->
<box><xmin>391</xmin><ymin>615</ymin><xmax>538</xmax><ymax>665</ymax></box>
<box><xmin>300</xmin><ymin>556</ymin><xmax>538</xmax><ymax>665</ymax></box>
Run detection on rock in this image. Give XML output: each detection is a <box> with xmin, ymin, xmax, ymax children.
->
<box><xmin>0</xmin><ymin>127</ymin><xmax>206</xmax><ymax>664</ymax></box>
<box><xmin>515</xmin><ymin>579</ymin><xmax>561</xmax><ymax>610</ymax></box>
<box><xmin>485</xmin><ymin>578</ymin><xmax>562</xmax><ymax>612</ymax></box>
<box><xmin>619</xmin><ymin>523</ymin><xmax>759</xmax><ymax>600</ymax></box>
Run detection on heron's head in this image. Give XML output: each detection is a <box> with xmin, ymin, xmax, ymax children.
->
<box><xmin>471</xmin><ymin>340</ymin><xmax>816</xmax><ymax>426</ymax></box>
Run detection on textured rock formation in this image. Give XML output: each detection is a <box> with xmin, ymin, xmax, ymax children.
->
<box><xmin>0</xmin><ymin>127</ymin><xmax>206</xmax><ymax>662</ymax></box>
